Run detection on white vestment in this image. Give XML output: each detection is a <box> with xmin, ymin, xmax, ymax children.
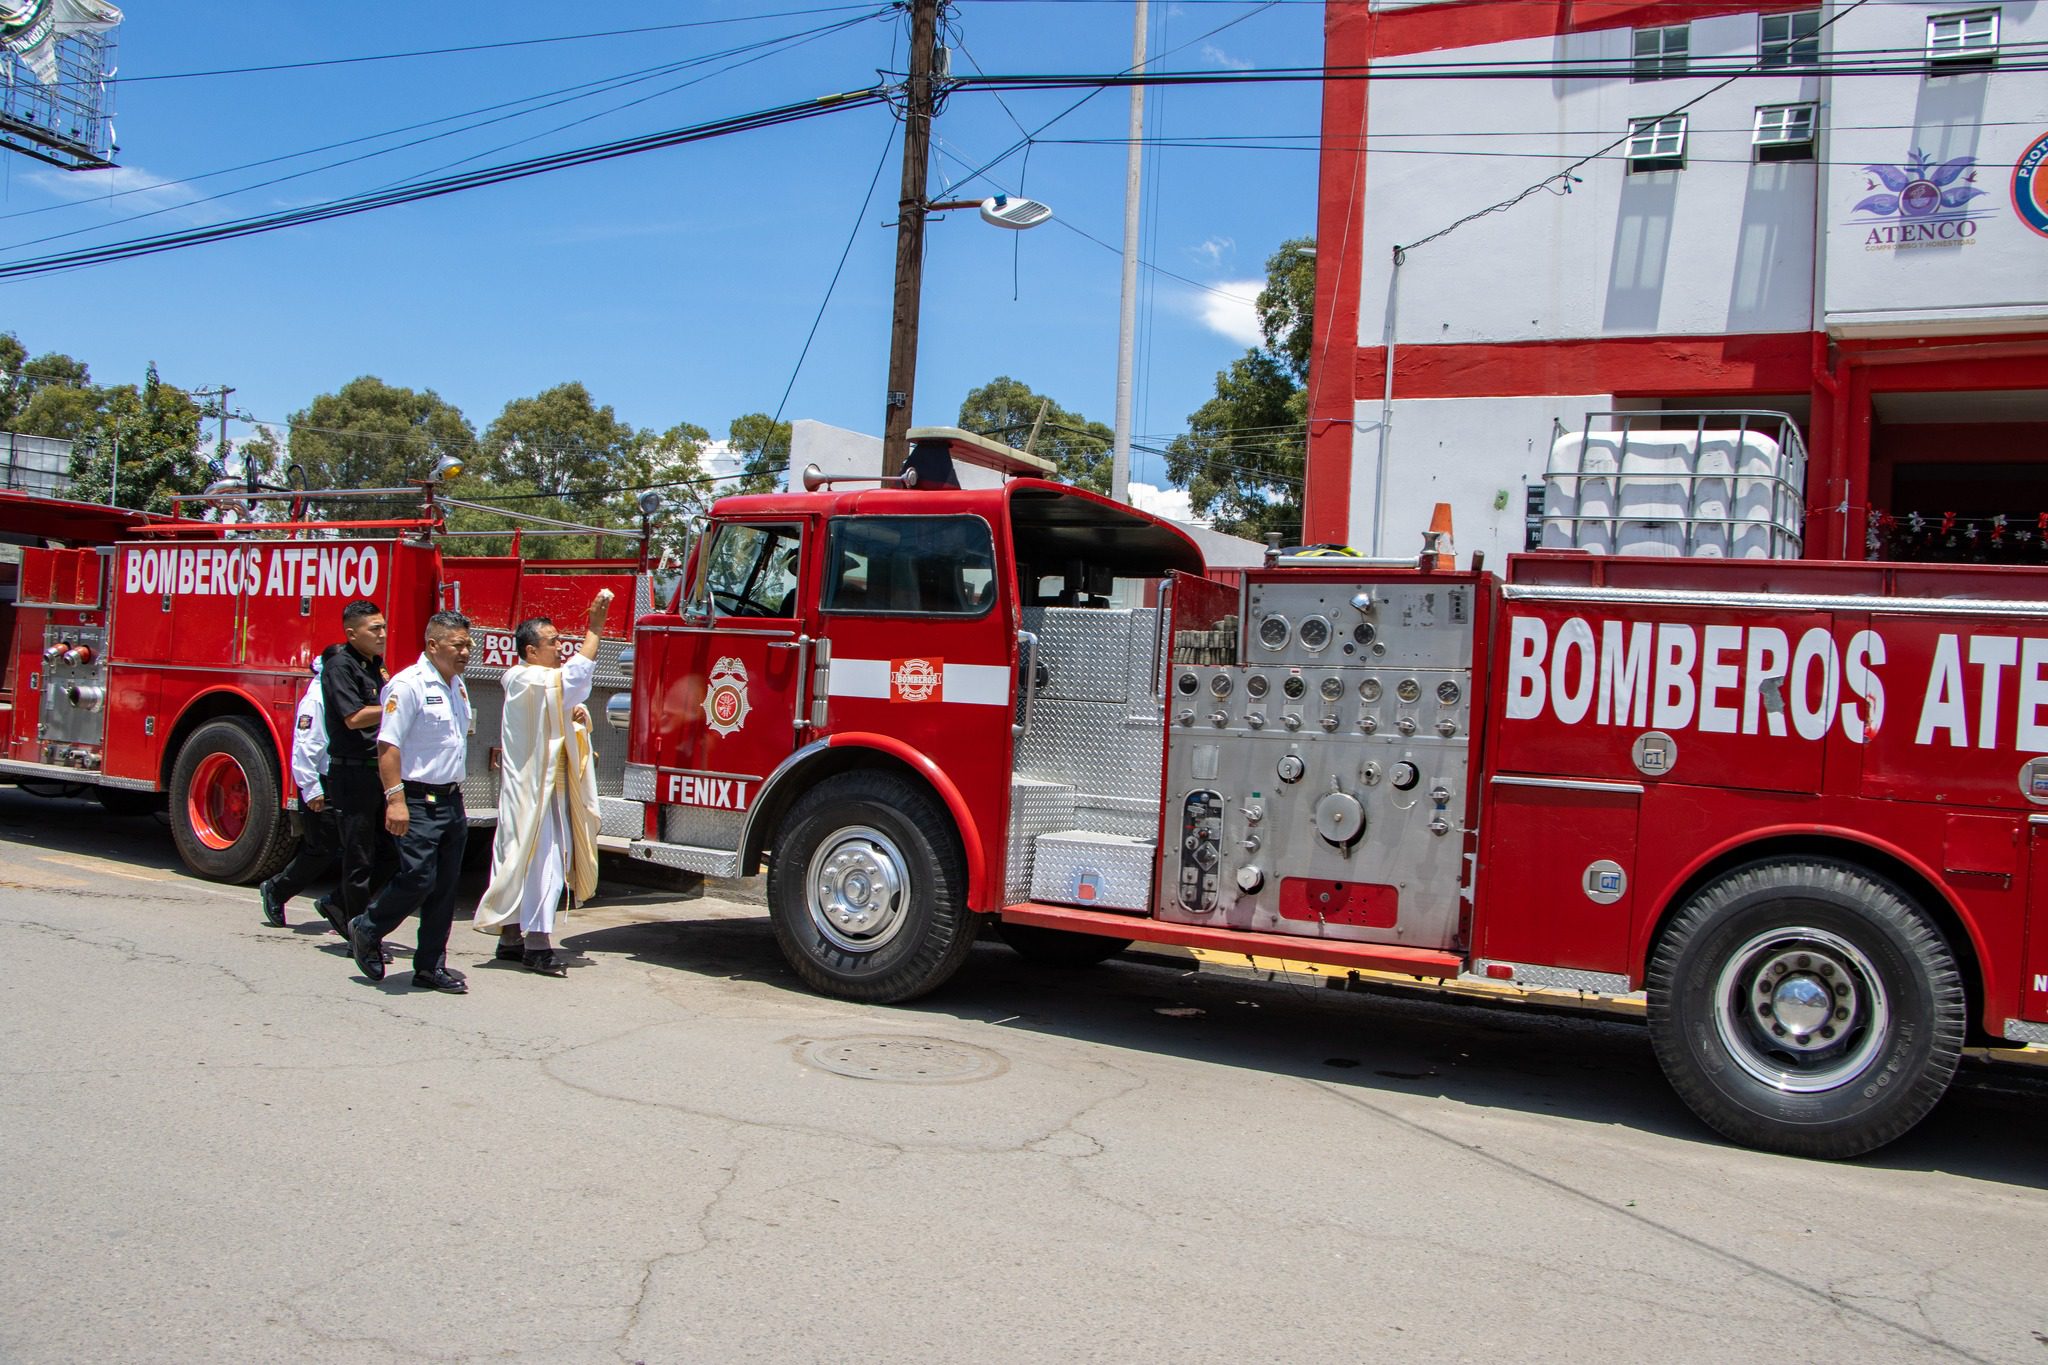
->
<box><xmin>474</xmin><ymin>653</ymin><xmax>600</xmax><ymax>935</ymax></box>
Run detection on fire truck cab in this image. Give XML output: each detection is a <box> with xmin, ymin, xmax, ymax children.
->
<box><xmin>626</xmin><ymin>427</ymin><xmax>2048</xmax><ymax>1159</ymax></box>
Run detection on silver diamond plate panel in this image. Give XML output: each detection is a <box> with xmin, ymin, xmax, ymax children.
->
<box><xmin>1074</xmin><ymin>796</ymin><xmax>1161</xmax><ymax>840</ymax></box>
<box><xmin>1016</xmin><ymin>700</ymin><xmax>1164</xmax><ymax>806</ymax></box>
<box><xmin>623</xmin><ymin>763</ymin><xmax>657</xmax><ymax>802</ymax></box>
<box><xmin>1467</xmin><ymin>962</ymin><xmax>1634</xmax><ymax>995</ymax></box>
<box><xmin>630</xmin><ymin>839</ymin><xmax>739</xmax><ymax>878</ymax></box>
<box><xmin>599</xmin><ymin>796</ymin><xmax>641</xmax><ymax>840</ymax></box>
<box><xmin>1020</xmin><ymin>607</ymin><xmax>1152</xmax><ymax>703</ymax></box>
<box><xmin>1007</xmin><ymin>778</ymin><xmax>1077</xmax><ymax>902</ymax></box>
<box><xmin>461</xmin><ymin>676</ymin><xmax>505</xmax><ymax>812</ymax></box>
<box><xmin>1029</xmin><ymin>831</ymin><xmax>1156</xmax><ymax>911</ymax></box>
<box><xmin>2002</xmin><ymin>1019</ymin><xmax>2048</xmax><ymax>1045</ymax></box>
<box><xmin>662</xmin><ymin>803</ymin><xmax>745</xmax><ymax>852</ymax></box>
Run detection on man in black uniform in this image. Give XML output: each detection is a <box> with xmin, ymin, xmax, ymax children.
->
<box><xmin>323</xmin><ymin>599</ymin><xmax>397</xmax><ymax>940</ymax></box>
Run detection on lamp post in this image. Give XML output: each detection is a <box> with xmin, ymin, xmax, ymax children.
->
<box><xmin>879</xmin><ymin>0</ymin><xmax>1052</xmax><ymax>474</ymax></box>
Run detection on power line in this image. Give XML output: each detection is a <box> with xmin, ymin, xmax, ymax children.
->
<box><xmin>0</xmin><ymin>88</ymin><xmax>891</xmax><ymax>280</ymax></box>
<box><xmin>50</xmin><ymin>6</ymin><xmax>889</xmax><ymax>89</ymax></box>
<box><xmin>3</xmin><ymin>14</ymin><xmax>889</xmax><ymax>255</ymax></box>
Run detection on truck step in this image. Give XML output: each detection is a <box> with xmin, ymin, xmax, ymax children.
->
<box><xmin>1029</xmin><ymin>830</ymin><xmax>1154</xmax><ymax>912</ymax></box>
<box><xmin>999</xmin><ymin>902</ymin><xmax>1465</xmax><ymax>980</ymax></box>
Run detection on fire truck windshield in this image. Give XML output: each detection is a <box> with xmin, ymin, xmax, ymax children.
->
<box><xmin>689</xmin><ymin>522</ymin><xmax>802</xmax><ymax>619</ymax></box>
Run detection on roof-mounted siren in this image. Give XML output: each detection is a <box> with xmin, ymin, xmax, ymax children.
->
<box><xmin>1539</xmin><ymin>410</ymin><xmax>1807</xmax><ymax>559</ymax></box>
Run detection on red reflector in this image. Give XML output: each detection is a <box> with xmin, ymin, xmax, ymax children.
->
<box><xmin>1485</xmin><ymin>963</ymin><xmax>1514</xmax><ymax>980</ymax></box>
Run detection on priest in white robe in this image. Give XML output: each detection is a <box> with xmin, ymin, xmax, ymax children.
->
<box><xmin>473</xmin><ymin>588</ymin><xmax>611</xmax><ymax>976</ymax></box>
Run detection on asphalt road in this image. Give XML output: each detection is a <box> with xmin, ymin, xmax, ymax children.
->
<box><xmin>2</xmin><ymin>787</ymin><xmax>2046</xmax><ymax>1364</ymax></box>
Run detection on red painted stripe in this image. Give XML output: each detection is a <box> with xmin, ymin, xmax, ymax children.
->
<box><xmin>1000</xmin><ymin>901</ymin><xmax>1466</xmax><ymax>978</ymax></box>
<box><xmin>1354</xmin><ymin>332</ymin><xmax>1819</xmax><ymax>399</ymax></box>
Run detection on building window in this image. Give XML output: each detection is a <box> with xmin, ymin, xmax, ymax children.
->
<box><xmin>1626</xmin><ymin>114</ymin><xmax>1688</xmax><ymax>172</ymax></box>
<box><xmin>1753</xmin><ymin>103</ymin><xmax>1818</xmax><ymax>161</ymax></box>
<box><xmin>1760</xmin><ymin>10</ymin><xmax>1821</xmax><ymax>68</ymax></box>
<box><xmin>1927</xmin><ymin>9</ymin><xmax>1998</xmax><ymax>67</ymax></box>
<box><xmin>1632</xmin><ymin>25</ymin><xmax>1689</xmax><ymax>80</ymax></box>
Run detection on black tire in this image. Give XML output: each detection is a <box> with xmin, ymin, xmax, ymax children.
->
<box><xmin>1646</xmin><ymin>857</ymin><xmax>1965</xmax><ymax>1160</ymax></box>
<box><xmin>765</xmin><ymin>769</ymin><xmax>975</xmax><ymax>1003</ymax></box>
<box><xmin>995</xmin><ymin>920</ymin><xmax>1131</xmax><ymax>968</ymax></box>
<box><xmin>95</xmin><ymin>787</ymin><xmax>164</xmax><ymax>818</ymax></box>
<box><xmin>167</xmin><ymin>717</ymin><xmax>295</xmax><ymax>885</ymax></box>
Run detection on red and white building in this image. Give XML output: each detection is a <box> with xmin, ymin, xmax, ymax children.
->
<box><xmin>1306</xmin><ymin>0</ymin><xmax>2048</xmax><ymax>565</ymax></box>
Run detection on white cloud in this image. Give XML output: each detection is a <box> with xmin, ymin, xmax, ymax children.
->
<box><xmin>1129</xmin><ymin>481</ymin><xmax>1202</xmax><ymax>526</ymax></box>
<box><xmin>25</xmin><ymin>162</ymin><xmax>190</xmax><ymax>213</ymax></box>
<box><xmin>1192</xmin><ymin>278</ymin><xmax>1264</xmax><ymax>347</ymax></box>
<box><xmin>1200</xmin><ymin>42</ymin><xmax>1253</xmax><ymax>71</ymax></box>
<box><xmin>1189</xmin><ymin>235</ymin><xmax>1234</xmax><ymax>269</ymax></box>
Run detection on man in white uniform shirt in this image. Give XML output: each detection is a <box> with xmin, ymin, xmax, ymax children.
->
<box><xmin>347</xmin><ymin>610</ymin><xmax>474</xmax><ymax>993</ymax></box>
<box><xmin>259</xmin><ymin>656</ymin><xmax>345</xmax><ymax>933</ymax></box>
<box><xmin>473</xmin><ymin>589</ymin><xmax>611</xmax><ymax>976</ymax></box>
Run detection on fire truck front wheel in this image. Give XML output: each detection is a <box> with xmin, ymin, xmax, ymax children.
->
<box><xmin>1647</xmin><ymin>858</ymin><xmax>1966</xmax><ymax>1160</ymax></box>
<box><xmin>767</xmin><ymin>770</ymin><xmax>975</xmax><ymax>1003</ymax></box>
<box><xmin>168</xmin><ymin>717</ymin><xmax>295</xmax><ymax>885</ymax></box>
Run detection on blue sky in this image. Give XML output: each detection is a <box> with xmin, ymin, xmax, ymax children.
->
<box><xmin>2</xmin><ymin>1</ymin><xmax>1323</xmax><ymax>489</ymax></box>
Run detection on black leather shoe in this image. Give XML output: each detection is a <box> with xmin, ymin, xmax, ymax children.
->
<box><xmin>495</xmin><ymin>938</ymin><xmax>526</xmax><ymax>963</ymax></box>
<box><xmin>412</xmin><ymin>966</ymin><xmax>469</xmax><ymax>993</ymax></box>
<box><xmin>347</xmin><ymin>915</ymin><xmax>385</xmax><ymax>982</ymax></box>
<box><xmin>523</xmin><ymin>949</ymin><xmax>568</xmax><ymax>978</ymax></box>
<box><xmin>259</xmin><ymin>881</ymin><xmax>286</xmax><ymax>928</ymax></box>
<box><xmin>316</xmin><ymin>899</ymin><xmax>348</xmax><ymax>938</ymax></box>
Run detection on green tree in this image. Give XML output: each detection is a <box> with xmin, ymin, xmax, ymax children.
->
<box><xmin>287</xmin><ymin>376</ymin><xmax>478</xmax><ymax>502</ymax></box>
<box><xmin>65</xmin><ymin>363</ymin><xmax>208</xmax><ymax>514</ymax></box>
<box><xmin>726</xmin><ymin>413</ymin><xmax>790</xmax><ymax>495</ymax></box>
<box><xmin>0</xmin><ymin>331</ymin><xmax>100</xmax><ymax>439</ymax></box>
<box><xmin>1164</xmin><ymin>236</ymin><xmax>1315</xmax><ymax>540</ymax></box>
<box><xmin>956</xmin><ymin>375</ymin><xmax>1112</xmax><ymax>493</ymax></box>
<box><xmin>479</xmin><ymin>381</ymin><xmax>648</xmax><ymax>504</ymax></box>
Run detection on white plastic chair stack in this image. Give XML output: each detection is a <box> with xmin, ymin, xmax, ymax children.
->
<box><xmin>1542</xmin><ymin>432</ymin><xmax>1619</xmax><ymax>554</ymax></box>
<box><xmin>1733</xmin><ymin>431</ymin><xmax>1789</xmax><ymax>559</ymax></box>
<box><xmin>1615</xmin><ymin>435</ymin><xmax>1692</xmax><ymax>558</ymax></box>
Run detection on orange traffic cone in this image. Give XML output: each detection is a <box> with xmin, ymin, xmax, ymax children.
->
<box><xmin>1422</xmin><ymin>502</ymin><xmax>1455</xmax><ymax>570</ymax></box>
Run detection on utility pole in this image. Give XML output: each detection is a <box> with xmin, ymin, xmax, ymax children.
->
<box><xmin>1110</xmin><ymin>1</ymin><xmax>1148</xmax><ymax>505</ymax></box>
<box><xmin>881</xmin><ymin>0</ymin><xmax>942</xmax><ymax>476</ymax></box>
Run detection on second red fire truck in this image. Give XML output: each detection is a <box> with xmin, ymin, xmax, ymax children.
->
<box><xmin>620</xmin><ymin>426</ymin><xmax>2048</xmax><ymax>1159</ymax></box>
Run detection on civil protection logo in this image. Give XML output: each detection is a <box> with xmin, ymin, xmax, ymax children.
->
<box><xmin>703</xmin><ymin>655</ymin><xmax>751</xmax><ymax>737</ymax></box>
<box><xmin>2014</xmin><ymin>131</ymin><xmax>2048</xmax><ymax>239</ymax></box>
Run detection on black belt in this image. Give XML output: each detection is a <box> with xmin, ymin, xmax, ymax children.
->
<box><xmin>330</xmin><ymin>755</ymin><xmax>379</xmax><ymax>768</ymax></box>
<box><xmin>403</xmin><ymin>780</ymin><xmax>462</xmax><ymax>797</ymax></box>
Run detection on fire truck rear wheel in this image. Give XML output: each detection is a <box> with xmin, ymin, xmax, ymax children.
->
<box><xmin>168</xmin><ymin>717</ymin><xmax>295</xmax><ymax>886</ymax></box>
<box><xmin>767</xmin><ymin>770</ymin><xmax>974</xmax><ymax>1003</ymax></box>
<box><xmin>1646</xmin><ymin>857</ymin><xmax>1965</xmax><ymax>1160</ymax></box>
<box><xmin>995</xmin><ymin>921</ymin><xmax>1131</xmax><ymax>968</ymax></box>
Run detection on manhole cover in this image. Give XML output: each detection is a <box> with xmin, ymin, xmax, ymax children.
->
<box><xmin>797</xmin><ymin>1035</ymin><xmax>1006</xmax><ymax>1085</ymax></box>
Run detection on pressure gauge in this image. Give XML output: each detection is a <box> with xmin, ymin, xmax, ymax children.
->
<box><xmin>1282</xmin><ymin>675</ymin><xmax>1306</xmax><ymax>700</ymax></box>
<box><xmin>1245</xmin><ymin>674</ymin><xmax>1269</xmax><ymax>699</ymax></box>
<box><xmin>1319</xmin><ymin>677</ymin><xmax>1345</xmax><ymax>702</ymax></box>
<box><xmin>1353</xmin><ymin>622</ymin><xmax>1377</xmax><ymax>647</ymax></box>
<box><xmin>1359</xmin><ymin>678</ymin><xmax>1382</xmax><ymax>703</ymax></box>
<box><xmin>1437</xmin><ymin>680</ymin><xmax>1462</xmax><ymax>706</ymax></box>
<box><xmin>1176</xmin><ymin>672</ymin><xmax>1199</xmax><ymax>695</ymax></box>
<box><xmin>1258</xmin><ymin>614</ymin><xmax>1292</xmax><ymax>651</ymax></box>
<box><xmin>1297</xmin><ymin>616</ymin><xmax>1331</xmax><ymax>652</ymax></box>
<box><xmin>1209</xmin><ymin>673</ymin><xmax>1233</xmax><ymax>698</ymax></box>
<box><xmin>1396</xmin><ymin>678</ymin><xmax>1422</xmax><ymax>703</ymax></box>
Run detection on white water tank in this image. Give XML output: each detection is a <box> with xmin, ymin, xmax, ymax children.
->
<box><xmin>1540</xmin><ymin>420</ymin><xmax>1802</xmax><ymax>558</ymax></box>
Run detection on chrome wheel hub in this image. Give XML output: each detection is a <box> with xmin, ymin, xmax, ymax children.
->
<box><xmin>807</xmin><ymin>826</ymin><xmax>910</xmax><ymax>954</ymax></box>
<box><xmin>1713</xmin><ymin>927</ymin><xmax>1888</xmax><ymax>1094</ymax></box>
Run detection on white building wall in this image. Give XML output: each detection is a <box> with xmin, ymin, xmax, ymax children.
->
<box><xmin>1820</xmin><ymin>1</ymin><xmax>2048</xmax><ymax>334</ymax></box>
<box><xmin>1356</xmin><ymin>18</ymin><xmax>1823</xmax><ymax>349</ymax></box>
<box><xmin>1350</xmin><ymin>392</ymin><xmax>1613</xmax><ymax>565</ymax></box>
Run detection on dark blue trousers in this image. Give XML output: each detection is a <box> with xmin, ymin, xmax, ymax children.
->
<box><xmin>362</xmin><ymin>786</ymin><xmax>467</xmax><ymax>974</ymax></box>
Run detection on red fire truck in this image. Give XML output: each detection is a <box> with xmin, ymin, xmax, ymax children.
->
<box><xmin>622</xmin><ymin>426</ymin><xmax>2048</xmax><ymax>1158</ymax></box>
<box><xmin>0</xmin><ymin>487</ymin><xmax>643</xmax><ymax>884</ymax></box>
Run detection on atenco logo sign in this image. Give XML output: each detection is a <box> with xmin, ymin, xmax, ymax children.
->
<box><xmin>122</xmin><ymin>545</ymin><xmax>383</xmax><ymax>600</ymax></box>
<box><xmin>1504</xmin><ymin>616</ymin><xmax>2048</xmax><ymax>749</ymax></box>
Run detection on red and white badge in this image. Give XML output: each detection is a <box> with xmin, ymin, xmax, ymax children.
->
<box><xmin>703</xmin><ymin>656</ymin><xmax>752</xmax><ymax>736</ymax></box>
<box><xmin>890</xmin><ymin>657</ymin><xmax>943</xmax><ymax>703</ymax></box>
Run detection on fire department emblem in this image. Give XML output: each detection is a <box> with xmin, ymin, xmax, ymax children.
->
<box><xmin>890</xmin><ymin>656</ymin><xmax>943</xmax><ymax>703</ymax></box>
<box><xmin>703</xmin><ymin>656</ymin><xmax>752</xmax><ymax>737</ymax></box>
